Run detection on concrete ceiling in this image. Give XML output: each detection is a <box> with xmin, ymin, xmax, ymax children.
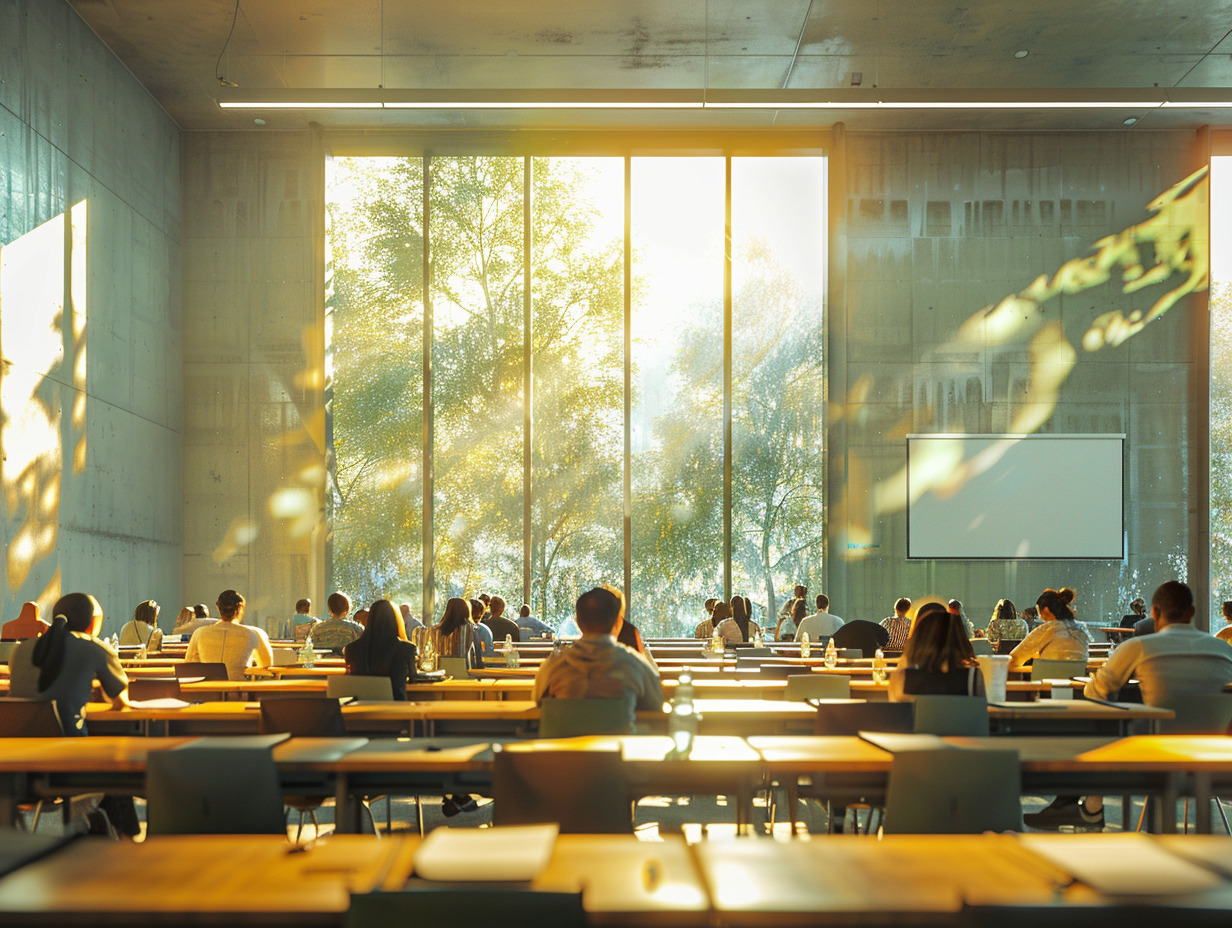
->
<box><xmin>68</xmin><ymin>0</ymin><xmax>1232</xmax><ymax>132</ymax></box>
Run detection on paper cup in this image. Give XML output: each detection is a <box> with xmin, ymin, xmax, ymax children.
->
<box><xmin>976</xmin><ymin>654</ymin><xmax>1009</xmax><ymax>702</ymax></box>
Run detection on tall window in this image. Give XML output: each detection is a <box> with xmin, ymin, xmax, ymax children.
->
<box><xmin>1212</xmin><ymin>156</ymin><xmax>1232</xmax><ymax>632</ymax></box>
<box><xmin>326</xmin><ymin>152</ymin><xmax>827</xmax><ymax>633</ymax></box>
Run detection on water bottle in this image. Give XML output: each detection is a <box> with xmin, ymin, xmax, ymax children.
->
<box><xmin>872</xmin><ymin>648</ymin><xmax>887</xmax><ymax>683</ymax></box>
<box><xmin>710</xmin><ymin>628</ymin><xmax>723</xmax><ymax>655</ymax></box>
<box><xmin>418</xmin><ymin>636</ymin><xmax>437</xmax><ymax>674</ymax></box>
<box><xmin>507</xmin><ymin>637</ymin><xmax>520</xmax><ymax>669</ymax></box>
<box><xmin>824</xmin><ymin>638</ymin><xmax>838</xmax><ymax>669</ymax></box>
<box><xmin>800</xmin><ymin>631</ymin><xmax>811</xmax><ymax>659</ymax></box>
<box><xmin>299</xmin><ymin>634</ymin><xmax>315</xmax><ymax>668</ymax></box>
<box><xmin>668</xmin><ymin>671</ymin><xmax>699</xmax><ymax>756</ymax></box>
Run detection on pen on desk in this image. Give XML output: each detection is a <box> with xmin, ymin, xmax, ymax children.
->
<box><xmin>642</xmin><ymin>859</ymin><xmax>661</xmax><ymax>891</ymax></box>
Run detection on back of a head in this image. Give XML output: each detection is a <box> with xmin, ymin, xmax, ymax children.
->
<box><xmin>32</xmin><ymin>592</ymin><xmax>98</xmax><ymax>691</ymax></box>
<box><xmin>792</xmin><ymin>599</ymin><xmax>808</xmax><ymax>622</ymax></box>
<box><xmin>1059</xmin><ymin>587</ymin><xmax>1076</xmax><ymax>606</ymax></box>
<box><xmin>816</xmin><ymin>593</ymin><xmax>829</xmax><ymax>611</ymax></box>
<box><xmin>731</xmin><ymin>596</ymin><xmax>748</xmax><ymax>623</ymax></box>
<box><xmin>194</xmin><ymin>604</ymin><xmax>209</xmax><ymax>619</ymax></box>
<box><xmin>794</xmin><ymin>584</ymin><xmax>807</xmax><ymax>599</ymax></box>
<box><xmin>175</xmin><ymin>606</ymin><xmax>194</xmax><ymax>627</ymax></box>
<box><xmin>54</xmin><ymin>592</ymin><xmax>97</xmax><ymax>633</ymax></box>
<box><xmin>133</xmin><ymin>600</ymin><xmax>159</xmax><ymax>626</ymax></box>
<box><xmin>947</xmin><ymin>599</ymin><xmax>962</xmax><ymax>614</ymax></box>
<box><xmin>575</xmin><ymin>587</ymin><xmax>622</xmax><ymax>635</ymax></box>
<box><xmin>490</xmin><ymin>595</ymin><xmax>505</xmax><ymax>616</ymax></box>
<box><xmin>993</xmin><ymin>599</ymin><xmax>1017</xmax><ymax>624</ymax></box>
<box><xmin>438</xmin><ymin>598</ymin><xmax>471</xmax><ymax>635</ymax></box>
<box><xmin>1036</xmin><ymin>588</ymin><xmax>1075</xmax><ymax>622</ymax></box>
<box><xmin>705</xmin><ymin>597</ymin><xmax>717</xmax><ymax>614</ymax></box>
<box><xmin>894</xmin><ymin>597</ymin><xmax>911</xmax><ymax>616</ymax></box>
<box><xmin>469</xmin><ymin>598</ymin><xmax>484</xmax><ymax>620</ymax></box>
<box><xmin>519</xmin><ymin>603</ymin><xmax>531</xmax><ymax>618</ymax></box>
<box><xmin>217</xmin><ymin>589</ymin><xmax>245</xmax><ymax>621</ymax></box>
<box><xmin>711</xmin><ymin>601</ymin><xmax>733</xmax><ymax>623</ymax></box>
<box><xmin>905</xmin><ymin>610</ymin><xmax>975</xmax><ymax>673</ymax></box>
<box><xmin>366</xmin><ymin>599</ymin><xmax>405</xmax><ymax>641</ymax></box>
<box><xmin>354</xmin><ymin>608</ymin><xmax>369</xmax><ymax>627</ymax></box>
<box><xmin>327</xmin><ymin>591</ymin><xmax>351</xmax><ymax>617</ymax></box>
<box><xmin>296</xmin><ymin>598</ymin><xmax>312</xmax><ymax>614</ymax></box>
<box><xmin>1152</xmin><ymin>580</ymin><xmax>1194</xmax><ymax>625</ymax></box>
<box><xmin>399</xmin><ymin>603</ymin><xmax>415</xmax><ymax>623</ymax></box>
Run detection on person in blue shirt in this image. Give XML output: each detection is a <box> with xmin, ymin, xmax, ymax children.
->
<box><xmin>516</xmin><ymin>603</ymin><xmax>554</xmax><ymax>639</ymax></box>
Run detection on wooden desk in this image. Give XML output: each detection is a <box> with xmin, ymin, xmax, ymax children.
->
<box><xmin>0</xmin><ymin>834</ymin><xmax>399</xmax><ymax>927</ymax></box>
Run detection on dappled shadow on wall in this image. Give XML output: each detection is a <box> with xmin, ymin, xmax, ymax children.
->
<box><xmin>0</xmin><ymin>201</ymin><xmax>89</xmax><ymax>612</ymax></box>
<box><xmin>837</xmin><ymin>166</ymin><xmax>1208</xmax><ymax>558</ymax></box>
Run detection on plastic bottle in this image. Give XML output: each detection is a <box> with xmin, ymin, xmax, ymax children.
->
<box><xmin>299</xmin><ymin>634</ymin><xmax>315</xmax><ymax>668</ymax></box>
<box><xmin>800</xmin><ymin>631</ymin><xmax>811</xmax><ymax>659</ymax></box>
<box><xmin>668</xmin><ymin>671</ymin><xmax>699</xmax><ymax>756</ymax></box>
<box><xmin>824</xmin><ymin>637</ymin><xmax>838</xmax><ymax>669</ymax></box>
<box><xmin>872</xmin><ymin>648</ymin><xmax>887</xmax><ymax>683</ymax></box>
<box><xmin>507</xmin><ymin>636</ymin><xmax>520</xmax><ymax>669</ymax></box>
<box><xmin>711</xmin><ymin>628</ymin><xmax>723</xmax><ymax>655</ymax></box>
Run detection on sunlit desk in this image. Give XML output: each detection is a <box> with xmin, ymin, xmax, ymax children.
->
<box><xmin>179</xmin><ymin>678</ymin><xmax>330</xmax><ymax>698</ymax></box>
<box><xmin>0</xmin><ymin>834</ymin><xmax>399</xmax><ymax>927</ymax></box>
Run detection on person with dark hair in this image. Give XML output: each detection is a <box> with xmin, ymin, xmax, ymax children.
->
<box><xmin>172</xmin><ymin>604</ymin><xmax>216</xmax><ymax>637</ymax></box>
<box><xmin>483</xmin><ymin>595</ymin><xmax>520</xmax><ymax>643</ymax></box>
<box><xmin>344</xmin><ymin>599</ymin><xmax>415</xmax><ymax>699</ymax></box>
<box><xmin>1007</xmin><ymin>587</ymin><xmax>1090</xmax><ymax>671</ymax></box>
<box><xmin>695</xmin><ymin>598</ymin><xmax>719</xmax><ymax>639</ymax></box>
<box><xmin>185</xmin><ymin>590</ymin><xmax>273</xmax><ymax>680</ymax></box>
<box><xmin>1120</xmin><ymin>597</ymin><xmax>1147</xmax><ymax>629</ymax></box>
<box><xmin>119</xmin><ymin>600</ymin><xmax>163</xmax><ymax>650</ymax></box>
<box><xmin>432</xmin><ymin>597</ymin><xmax>483</xmax><ymax>669</ymax></box>
<box><xmin>715</xmin><ymin>596</ymin><xmax>760</xmax><ymax>643</ymax></box>
<box><xmin>880</xmin><ymin>597</ymin><xmax>913</xmax><ymax>651</ymax></box>
<box><xmin>986</xmin><ymin>599</ymin><xmax>1027</xmax><ymax>642</ymax></box>
<box><xmin>776</xmin><ymin>584</ymin><xmax>808</xmax><ymax>639</ymax></box>
<box><xmin>399</xmin><ymin>603</ymin><xmax>424</xmax><ymax>631</ymax></box>
<box><xmin>711</xmin><ymin>601</ymin><xmax>738</xmax><ymax>643</ymax></box>
<box><xmin>468</xmin><ymin>597</ymin><xmax>495</xmax><ymax>658</ymax></box>
<box><xmin>1217</xmin><ymin>601</ymin><xmax>1232</xmax><ymax>644</ymax></box>
<box><xmin>290</xmin><ymin>597</ymin><xmax>319</xmax><ymax>642</ymax></box>
<box><xmin>889</xmin><ymin>610</ymin><xmax>985</xmax><ymax>700</ymax></box>
<box><xmin>532</xmin><ymin>586</ymin><xmax>661</xmax><ymax>727</ymax></box>
<box><xmin>312</xmin><ymin>591</ymin><xmax>364</xmax><ymax>652</ymax></box>
<box><xmin>1021</xmin><ymin>605</ymin><xmax>1040</xmax><ymax>629</ymax></box>
<box><xmin>10</xmin><ymin>593</ymin><xmax>130</xmax><ymax>735</ymax></box>
<box><xmin>515</xmin><ymin>603</ymin><xmax>554</xmax><ymax>640</ymax></box>
<box><xmin>795</xmin><ymin>594</ymin><xmax>844</xmax><ymax>641</ymax></box>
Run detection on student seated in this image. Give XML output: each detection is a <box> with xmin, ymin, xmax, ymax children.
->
<box><xmin>889</xmin><ymin>604</ymin><xmax>986</xmax><ymax>701</ymax></box>
<box><xmin>532</xmin><ymin>586</ymin><xmax>661</xmax><ymax>728</ymax></box>
<box><xmin>344</xmin><ymin>599</ymin><xmax>416</xmax><ymax>699</ymax></box>
<box><xmin>184</xmin><ymin>589</ymin><xmax>273</xmax><ymax>680</ymax></box>
<box><xmin>312</xmin><ymin>592</ymin><xmax>364</xmax><ymax>652</ymax></box>
<box><xmin>118</xmin><ymin>599</ymin><xmax>163</xmax><ymax>650</ymax></box>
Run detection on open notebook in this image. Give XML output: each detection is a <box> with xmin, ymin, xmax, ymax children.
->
<box><xmin>414</xmin><ymin>824</ymin><xmax>559</xmax><ymax>882</ymax></box>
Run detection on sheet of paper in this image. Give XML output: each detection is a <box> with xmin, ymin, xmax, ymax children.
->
<box><xmin>414</xmin><ymin>824</ymin><xmax>559</xmax><ymax>882</ymax></box>
<box><xmin>1019</xmin><ymin>834</ymin><xmax>1224</xmax><ymax>896</ymax></box>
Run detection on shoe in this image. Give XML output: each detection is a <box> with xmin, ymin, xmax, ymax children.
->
<box><xmin>1023</xmin><ymin>798</ymin><xmax>1104</xmax><ymax>831</ymax></box>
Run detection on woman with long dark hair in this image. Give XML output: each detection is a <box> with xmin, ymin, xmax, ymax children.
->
<box><xmin>889</xmin><ymin>606</ymin><xmax>985</xmax><ymax>700</ymax></box>
<box><xmin>432</xmin><ymin>597</ymin><xmax>483</xmax><ymax>668</ymax></box>
<box><xmin>344</xmin><ymin>599</ymin><xmax>416</xmax><ymax>700</ymax></box>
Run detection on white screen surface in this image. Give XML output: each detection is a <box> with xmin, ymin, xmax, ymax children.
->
<box><xmin>906</xmin><ymin>435</ymin><xmax>1124</xmax><ymax>559</ymax></box>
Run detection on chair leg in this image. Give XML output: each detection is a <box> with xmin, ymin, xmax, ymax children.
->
<box><xmin>416</xmin><ymin>795</ymin><xmax>424</xmax><ymax>836</ymax></box>
<box><xmin>1216</xmin><ymin>798</ymin><xmax>1231</xmax><ymax>835</ymax></box>
<box><xmin>1183</xmin><ymin>798</ymin><xmax>1190</xmax><ymax>835</ymax></box>
<box><xmin>310</xmin><ymin>809</ymin><xmax>319</xmax><ymax>838</ymax></box>
<box><xmin>1136</xmin><ymin>798</ymin><xmax>1149</xmax><ymax>833</ymax></box>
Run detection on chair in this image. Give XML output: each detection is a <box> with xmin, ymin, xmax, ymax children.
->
<box><xmin>537</xmin><ymin>698</ymin><xmax>630</xmax><ymax>738</ymax></box>
<box><xmin>259</xmin><ymin>696</ymin><xmax>347</xmax><ymax>736</ymax></box>
<box><xmin>882</xmin><ymin>747</ymin><xmax>1023</xmax><ymax>834</ymax></box>
<box><xmin>173</xmin><ymin>662</ymin><xmax>229</xmax><ymax>681</ymax></box>
<box><xmin>492</xmin><ymin>747</ymin><xmax>631</xmax><ymax>833</ymax></box>
<box><xmin>912</xmin><ymin>695</ymin><xmax>990</xmax><ymax>736</ymax></box>
<box><xmin>784</xmin><ymin>674</ymin><xmax>851</xmax><ymax>700</ymax></box>
<box><xmin>995</xmin><ymin>638</ymin><xmax>1022</xmax><ymax>655</ymax></box>
<box><xmin>326</xmin><ymin>675</ymin><xmax>394</xmax><ymax>700</ymax></box>
<box><xmin>970</xmin><ymin>638</ymin><xmax>993</xmax><ymax>656</ymax></box>
<box><xmin>0</xmin><ymin>641</ymin><xmax>17</xmax><ymax>663</ymax></box>
<box><xmin>832</xmin><ymin>620</ymin><xmax>891</xmax><ymax>657</ymax></box>
<box><xmin>813</xmin><ymin>701</ymin><xmax>914</xmax><ymax>735</ymax></box>
<box><xmin>271</xmin><ymin>647</ymin><xmax>300</xmax><ymax>666</ymax></box>
<box><xmin>440</xmin><ymin>656</ymin><xmax>469</xmax><ymax>679</ymax></box>
<box><xmin>127</xmin><ymin>677</ymin><xmax>185</xmax><ymax>700</ymax></box>
<box><xmin>145</xmin><ymin>742</ymin><xmax>287</xmax><ymax>835</ymax></box>
<box><xmin>1028</xmin><ymin>658</ymin><xmax>1087</xmax><ymax>681</ymax></box>
<box><xmin>1154</xmin><ymin>693</ymin><xmax>1232</xmax><ymax>735</ymax></box>
<box><xmin>347</xmin><ymin>890</ymin><xmax>585</xmax><ymax>928</ymax></box>
<box><xmin>0</xmin><ymin>698</ymin><xmax>65</xmax><ymax>736</ymax></box>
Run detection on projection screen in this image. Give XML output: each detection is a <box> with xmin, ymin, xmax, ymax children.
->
<box><xmin>906</xmin><ymin>434</ymin><xmax>1125</xmax><ymax>560</ymax></box>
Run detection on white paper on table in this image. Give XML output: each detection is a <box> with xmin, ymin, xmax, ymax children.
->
<box><xmin>414</xmin><ymin>824</ymin><xmax>559</xmax><ymax>882</ymax></box>
<box><xmin>1019</xmin><ymin>834</ymin><xmax>1224</xmax><ymax>896</ymax></box>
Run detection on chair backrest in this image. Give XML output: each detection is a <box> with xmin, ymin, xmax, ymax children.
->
<box><xmin>145</xmin><ymin>743</ymin><xmax>287</xmax><ymax>835</ymax></box>
<box><xmin>127</xmin><ymin>677</ymin><xmax>186</xmax><ymax>701</ymax></box>
<box><xmin>537</xmin><ymin>698</ymin><xmax>631</xmax><ymax>738</ymax></box>
<box><xmin>174</xmin><ymin>662</ymin><xmax>229</xmax><ymax>681</ymax></box>
<box><xmin>0</xmin><ymin>641</ymin><xmax>17</xmax><ymax>663</ymax></box>
<box><xmin>912</xmin><ymin>695</ymin><xmax>991</xmax><ymax>736</ymax></box>
<box><xmin>1028</xmin><ymin>658</ymin><xmax>1087</xmax><ymax>681</ymax></box>
<box><xmin>784</xmin><ymin>674</ymin><xmax>851</xmax><ymax>701</ymax></box>
<box><xmin>440</xmin><ymin>656</ymin><xmax>469</xmax><ymax>679</ymax></box>
<box><xmin>492</xmin><ymin>748</ymin><xmax>631</xmax><ymax>833</ymax></box>
<box><xmin>347</xmin><ymin>890</ymin><xmax>585</xmax><ymax>928</ymax></box>
<box><xmin>837</xmin><ymin>648</ymin><xmax>864</xmax><ymax>660</ymax></box>
<box><xmin>832</xmin><ymin>620</ymin><xmax>891</xmax><ymax>657</ymax></box>
<box><xmin>270</xmin><ymin>647</ymin><xmax>300</xmax><ymax>666</ymax></box>
<box><xmin>0</xmin><ymin>698</ymin><xmax>64</xmax><ymax>736</ymax></box>
<box><xmin>326</xmin><ymin>675</ymin><xmax>394</xmax><ymax>700</ymax></box>
<box><xmin>1152</xmin><ymin>693</ymin><xmax>1232</xmax><ymax>734</ymax></box>
<box><xmin>883</xmin><ymin>747</ymin><xmax>1022</xmax><ymax>834</ymax></box>
<box><xmin>736</xmin><ymin>647</ymin><xmax>773</xmax><ymax>658</ymax></box>
<box><xmin>258</xmin><ymin>696</ymin><xmax>348</xmax><ymax>736</ymax></box>
<box><xmin>813</xmin><ymin>700</ymin><xmax>914</xmax><ymax>735</ymax></box>
<box><xmin>970</xmin><ymin>638</ymin><xmax>994</xmax><ymax>656</ymax></box>
<box><xmin>995</xmin><ymin>638</ymin><xmax>1022</xmax><ymax>655</ymax></box>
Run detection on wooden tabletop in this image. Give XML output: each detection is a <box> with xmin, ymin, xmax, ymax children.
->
<box><xmin>0</xmin><ymin>736</ymin><xmax>199</xmax><ymax>772</ymax></box>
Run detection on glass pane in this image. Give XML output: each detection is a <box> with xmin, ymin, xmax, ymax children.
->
<box><xmin>430</xmin><ymin>157</ymin><xmax>525</xmax><ymax>614</ymax></box>
<box><xmin>731</xmin><ymin>157</ymin><xmax>828</xmax><ymax>635</ymax></box>
<box><xmin>1212</xmin><ymin>156</ymin><xmax>1232</xmax><ymax>630</ymax></box>
<box><xmin>630</xmin><ymin>158</ymin><xmax>725</xmax><ymax>635</ymax></box>
<box><xmin>531</xmin><ymin>158</ymin><xmax>625</xmax><ymax>630</ymax></box>
<box><xmin>326</xmin><ymin>156</ymin><xmax>425</xmax><ymax>610</ymax></box>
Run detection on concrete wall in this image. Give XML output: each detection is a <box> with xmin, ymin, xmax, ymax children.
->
<box><xmin>0</xmin><ymin>0</ymin><xmax>182</xmax><ymax>636</ymax></box>
<box><xmin>180</xmin><ymin>131</ymin><xmax>326</xmax><ymax>634</ymax></box>
<box><xmin>827</xmin><ymin>130</ymin><xmax>1205</xmax><ymax>628</ymax></box>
